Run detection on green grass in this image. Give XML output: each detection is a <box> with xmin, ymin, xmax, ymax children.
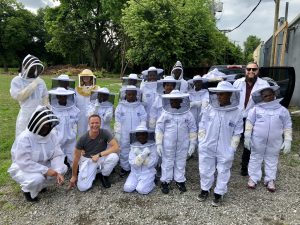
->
<box><xmin>0</xmin><ymin>73</ymin><xmax>121</xmax><ymax>187</ymax></box>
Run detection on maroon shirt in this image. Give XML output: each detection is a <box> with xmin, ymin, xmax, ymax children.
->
<box><xmin>244</xmin><ymin>82</ymin><xmax>255</xmax><ymax>109</ymax></box>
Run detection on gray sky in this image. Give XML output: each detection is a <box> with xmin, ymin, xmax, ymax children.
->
<box><xmin>216</xmin><ymin>0</ymin><xmax>300</xmax><ymax>47</ymax></box>
<box><xmin>17</xmin><ymin>0</ymin><xmax>300</xmax><ymax>48</ymax></box>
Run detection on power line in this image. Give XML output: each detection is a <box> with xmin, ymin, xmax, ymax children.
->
<box><xmin>222</xmin><ymin>0</ymin><xmax>262</xmax><ymax>33</ymax></box>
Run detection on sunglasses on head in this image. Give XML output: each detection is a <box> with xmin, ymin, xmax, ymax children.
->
<box><xmin>246</xmin><ymin>68</ymin><xmax>258</xmax><ymax>72</ymax></box>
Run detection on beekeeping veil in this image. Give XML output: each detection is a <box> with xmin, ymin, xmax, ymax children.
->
<box><xmin>27</xmin><ymin>105</ymin><xmax>59</xmax><ymax>136</ymax></box>
<box><xmin>122</xmin><ymin>74</ymin><xmax>142</xmax><ymax>87</ymax></box>
<box><xmin>156</xmin><ymin>76</ymin><xmax>180</xmax><ymax>95</ymax></box>
<box><xmin>187</xmin><ymin>75</ymin><xmax>208</xmax><ymax>92</ymax></box>
<box><xmin>21</xmin><ymin>54</ymin><xmax>44</xmax><ymax>79</ymax></box>
<box><xmin>208</xmin><ymin>81</ymin><xmax>240</xmax><ymax>110</ymax></box>
<box><xmin>90</xmin><ymin>87</ymin><xmax>115</xmax><ymax>106</ymax></box>
<box><xmin>130</xmin><ymin>124</ymin><xmax>155</xmax><ymax>147</ymax></box>
<box><xmin>251</xmin><ymin>86</ymin><xmax>281</xmax><ymax>104</ymax></box>
<box><xmin>162</xmin><ymin>90</ymin><xmax>190</xmax><ymax>114</ymax></box>
<box><xmin>51</xmin><ymin>74</ymin><xmax>75</xmax><ymax>89</ymax></box>
<box><xmin>119</xmin><ymin>85</ymin><xmax>142</xmax><ymax>102</ymax></box>
<box><xmin>141</xmin><ymin>66</ymin><xmax>164</xmax><ymax>81</ymax></box>
<box><xmin>48</xmin><ymin>87</ymin><xmax>76</xmax><ymax>109</ymax></box>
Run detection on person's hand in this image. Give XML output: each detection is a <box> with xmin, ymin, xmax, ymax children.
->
<box><xmin>68</xmin><ymin>176</ymin><xmax>77</xmax><ymax>190</ymax></box>
<box><xmin>156</xmin><ymin>145</ymin><xmax>163</xmax><ymax>157</ymax></box>
<box><xmin>281</xmin><ymin>140</ymin><xmax>292</xmax><ymax>154</ymax></box>
<box><xmin>46</xmin><ymin>168</ymin><xmax>58</xmax><ymax>177</ymax></box>
<box><xmin>56</xmin><ymin>173</ymin><xmax>64</xmax><ymax>185</ymax></box>
<box><xmin>134</xmin><ymin>155</ymin><xmax>144</xmax><ymax>166</ymax></box>
<box><xmin>91</xmin><ymin>153</ymin><xmax>100</xmax><ymax>162</ymax></box>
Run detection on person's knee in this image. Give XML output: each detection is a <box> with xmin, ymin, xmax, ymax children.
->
<box><xmin>136</xmin><ymin>185</ymin><xmax>151</xmax><ymax>195</ymax></box>
<box><xmin>77</xmin><ymin>181</ymin><xmax>92</xmax><ymax>192</ymax></box>
<box><xmin>107</xmin><ymin>153</ymin><xmax>119</xmax><ymax>164</ymax></box>
<box><xmin>123</xmin><ymin>183</ymin><xmax>136</xmax><ymax>193</ymax></box>
<box><xmin>29</xmin><ymin>174</ymin><xmax>45</xmax><ymax>187</ymax></box>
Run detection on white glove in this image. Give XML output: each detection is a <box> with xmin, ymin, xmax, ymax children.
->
<box><xmin>149</xmin><ymin>118</ymin><xmax>156</xmax><ymax>130</ymax></box>
<box><xmin>114</xmin><ymin>133</ymin><xmax>121</xmax><ymax>143</ymax></box>
<box><xmin>231</xmin><ymin>135</ymin><xmax>241</xmax><ymax>151</ymax></box>
<box><xmin>190</xmin><ymin>101</ymin><xmax>202</xmax><ymax>108</ymax></box>
<box><xmin>201</xmin><ymin>101</ymin><xmax>209</xmax><ymax>109</ymax></box>
<box><xmin>134</xmin><ymin>155</ymin><xmax>144</xmax><ymax>166</ymax></box>
<box><xmin>42</xmin><ymin>95</ymin><xmax>49</xmax><ymax>106</ymax></box>
<box><xmin>140</xmin><ymin>147</ymin><xmax>151</xmax><ymax>159</ymax></box>
<box><xmin>132</xmin><ymin>147</ymin><xmax>142</xmax><ymax>155</ymax></box>
<box><xmin>281</xmin><ymin>140</ymin><xmax>292</xmax><ymax>154</ymax></box>
<box><xmin>188</xmin><ymin>144</ymin><xmax>195</xmax><ymax>157</ymax></box>
<box><xmin>244</xmin><ymin>137</ymin><xmax>251</xmax><ymax>150</ymax></box>
<box><xmin>198</xmin><ymin>129</ymin><xmax>206</xmax><ymax>142</ymax></box>
<box><xmin>143</xmin><ymin>157</ymin><xmax>150</xmax><ymax>166</ymax></box>
<box><xmin>156</xmin><ymin>144</ymin><xmax>163</xmax><ymax>157</ymax></box>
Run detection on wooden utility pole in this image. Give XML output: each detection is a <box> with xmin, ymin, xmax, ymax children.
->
<box><xmin>270</xmin><ymin>0</ymin><xmax>280</xmax><ymax>66</ymax></box>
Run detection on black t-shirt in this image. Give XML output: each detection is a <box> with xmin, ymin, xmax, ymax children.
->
<box><xmin>76</xmin><ymin>129</ymin><xmax>113</xmax><ymax>158</ymax></box>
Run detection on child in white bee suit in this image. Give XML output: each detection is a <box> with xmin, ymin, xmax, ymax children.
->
<box><xmin>122</xmin><ymin>73</ymin><xmax>142</xmax><ymax>87</ymax></box>
<box><xmin>149</xmin><ymin>76</ymin><xmax>180</xmax><ymax>130</ymax></box>
<box><xmin>51</xmin><ymin>74</ymin><xmax>75</xmax><ymax>90</ymax></box>
<box><xmin>171</xmin><ymin>61</ymin><xmax>188</xmax><ymax>93</ymax></box>
<box><xmin>188</xmin><ymin>75</ymin><xmax>209</xmax><ymax>128</ymax></box>
<box><xmin>197</xmin><ymin>81</ymin><xmax>243</xmax><ymax>207</ymax></box>
<box><xmin>75</xmin><ymin>69</ymin><xmax>99</xmax><ymax>137</ymax></box>
<box><xmin>10</xmin><ymin>54</ymin><xmax>48</xmax><ymax>137</ymax></box>
<box><xmin>245</xmin><ymin>86</ymin><xmax>292</xmax><ymax>192</ymax></box>
<box><xmin>87</xmin><ymin>87</ymin><xmax>114</xmax><ymax>132</ymax></box>
<box><xmin>8</xmin><ymin>106</ymin><xmax>67</xmax><ymax>202</ymax></box>
<box><xmin>48</xmin><ymin>87</ymin><xmax>80</xmax><ymax>165</ymax></box>
<box><xmin>124</xmin><ymin>125</ymin><xmax>158</xmax><ymax>194</ymax></box>
<box><xmin>114</xmin><ymin>85</ymin><xmax>147</xmax><ymax>177</ymax></box>
<box><xmin>140</xmin><ymin>66</ymin><xmax>163</xmax><ymax>125</ymax></box>
<box><xmin>155</xmin><ymin>90</ymin><xmax>197</xmax><ymax>194</ymax></box>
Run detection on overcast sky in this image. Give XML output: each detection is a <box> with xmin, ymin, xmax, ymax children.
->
<box><xmin>17</xmin><ymin>0</ymin><xmax>300</xmax><ymax>48</ymax></box>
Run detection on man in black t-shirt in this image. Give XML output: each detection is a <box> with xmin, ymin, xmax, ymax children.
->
<box><xmin>68</xmin><ymin>114</ymin><xmax>119</xmax><ymax>191</ymax></box>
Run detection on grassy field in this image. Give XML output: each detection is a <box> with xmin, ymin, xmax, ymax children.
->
<box><xmin>0</xmin><ymin>73</ymin><xmax>121</xmax><ymax>186</ymax></box>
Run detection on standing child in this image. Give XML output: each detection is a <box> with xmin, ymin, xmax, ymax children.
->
<box><xmin>198</xmin><ymin>81</ymin><xmax>243</xmax><ymax>207</ymax></box>
<box><xmin>149</xmin><ymin>76</ymin><xmax>180</xmax><ymax>130</ymax></box>
<box><xmin>114</xmin><ymin>85</ymin><xmax>147</xmax><ymax>177</ymax></box>
<box><xmin>188</xmin><ymin>75</ymin><xmax>209</xmax><ymax>128</ymax></box>
<box><xmin>155</xmin><ymin>90</ymin><xmax>197</xmax><ymax>194</ymax></box>
<box><xmin>124</xmin><ymin>124</ymin><xmax>158</xmax><ymax>194</ymax></box>
<box><xmin>88</xmin><ymin>87</ymin><xmax>114</xmax><ymax>132</ymax></box>
<box><xmin>245</xmin><ymin>86</ymin><xmax>292</xmax><ymax>192</ymax></box>
<box><xmin>48</xmin><ymin>87</ymin><xmax>80</xmax><ymax>165</ymax></box>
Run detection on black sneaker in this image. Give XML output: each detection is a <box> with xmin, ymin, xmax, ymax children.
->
<box><xmin>161</xmin><ymin>182</ymin><xmax>170</xmax><ymax>194</ymax></box>
<box><xmin>197</xmin><ymin>190</ymin><xmax>209</xmax><ymax>202</ymax></box>
<box><xmin>100</xmin><ymin>175</ymin><xmax>111</xmax><ymax>188</ymax></box>
<box><xmin>23</xmin><ymin>192</ymin><xmax>38</xmax><ymax>202</ymax></box>
<box><xmin>120</xmin><ymin>168</ymin><xmax>130</xmax><ymax>178</ymax></box>
<box><xmin>40</xmin><ymin>188</ymin><xmax>47</xmax><ymax>193</ymax></box>
<box><xmin>212</xmin><ymin>193</ymin><xmax>222</xmax><ymax>207</ymax></box>
<box><xmin>176</xmin><ymin>182</ymin><xmax>187</xmax><ymax>192</ymax></box>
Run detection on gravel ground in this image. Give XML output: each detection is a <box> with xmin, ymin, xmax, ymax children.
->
<box><xmin>1</xmin><ymin>147</ymin><xmax>300</xmax><ymax>225</ymax></box>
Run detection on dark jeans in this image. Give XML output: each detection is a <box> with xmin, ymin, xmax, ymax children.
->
<box><xmin>241</xmin><ymin>118</ymin><xmax>250</xmax><ymax>170</ymax></box>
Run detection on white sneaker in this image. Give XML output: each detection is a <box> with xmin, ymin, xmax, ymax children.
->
<box><xmin>266</xmin><ymin>180</ymin><xmax>276</xmax><ymax>192</ymax></box>
<box><xmin>247</xmin><ymin>178</ymin><xmax>256</xmax><ymax>189</ymax></box>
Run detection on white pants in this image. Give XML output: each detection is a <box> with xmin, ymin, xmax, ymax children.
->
<box><xmin>199</xmin><ymin>150</ymin><xmax>234</xmax><ymax>195</ymax></box>
<box><xmin>124</xmin><ymin>171</ymin><xmax>156</xmax><ymax>195</ymax></box>
<box><xmin>77</xmin><ymin>153</ymin><xmax>119</xmax><ymax>192</ymax></box>
<box><xmin>61</xmin><ymin>139</ymin><xmax>76</xmax><ymax>164</ymax></box>
<box><xmin>8</xmin><ymin>163</ymin><xmax>67</xmax><ymax>198</ymax></box>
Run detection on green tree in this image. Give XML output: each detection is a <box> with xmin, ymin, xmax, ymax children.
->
<box><xmin>244</xmin><ymin>35</ymin><xmax>261</xmax><ymax>63</ymax></box>
<box><xmin>44</xmin><ymin>0</ymin><xmax>126</xmax><ymax>69</ymax></box>
<box><xmin>121</xmin><ymin>0</ymin><xmax>219</xmax><ymax>70</ymax></box>
<box><xmin>0</xmin><ymin>0</ymin><xmax>39</xmax><ymax>71</ymax></box>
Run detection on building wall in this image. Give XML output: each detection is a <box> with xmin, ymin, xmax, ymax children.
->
<box><xmin>261</xmin><ymin>14</ymin><xmax>300</xmax><ymax>106</ymax></box>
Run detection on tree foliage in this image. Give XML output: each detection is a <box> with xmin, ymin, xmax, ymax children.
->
<box><xmin>244</xmin><ymin>35</ymin><xmax>261</xmax><ymax>63</ymax></box>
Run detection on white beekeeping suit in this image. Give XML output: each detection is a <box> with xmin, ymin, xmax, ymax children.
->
<box><xmin>75</xmin><ymin>69</ymin><xmax>99</xmax><ymax>137</ymax></box>
<box><xmin>155</xmin><ymin>90</ymin><xmax>197</xmax><ymax>193</ymax></box>
<box><xmin>114</xmin><ymin>86</ymin><xmax>147</xmax><ymax>173</ymax></box>
<box><xmin>198</xmin><ymin>81</ymin><xmax>243</xmax><ymax>199</ymax></box>
<box><xmin>171</xmin><ymin>61</ymin><xmax>188</xmax><ymax>93</ymax></box>
<box><xmin>7</xmin><ymin>106</ymin><xmax>67</xmax><ymax>200</ymax></box>
<box><xmin>140</xmin><ymin>66</ymin><xmax>164</xmax><ymax>124</ymax></box>
<box><xmin>51</xmin><ymin>74</ymin><xmax>75</xmax><ymax>91</ymax></box>
<box><xmin>10</xmin><ymin>54</ymin><xmax>48</xmax><ymax>137</ymax></box>
<box><xmin>245</xmin><ymin>86</ymin><xmax>292</xmax><ymax>188</ymax></box>
<box><xmin>187</xmin><ymin>75</ymin><xmax>209</xmax><ymax>128</ymax></box>
<box><xmin>87</xmin><ymin>87</ymin><xmax>114</xmax><ymax>132</ymax></box>
<box><xmin>149</xmin><ymin>76</ymin><xmax>180</xmax><ymax>130</ymax></box>
<box><xmin>48</xmin><ymin>87</ymin><xmax>80</xmax><ymax>164</ymax></box>
<box><xmin>124</xmin><ymin>125</ymin><xmax>158</xmax><ymax>194</ymax></box>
